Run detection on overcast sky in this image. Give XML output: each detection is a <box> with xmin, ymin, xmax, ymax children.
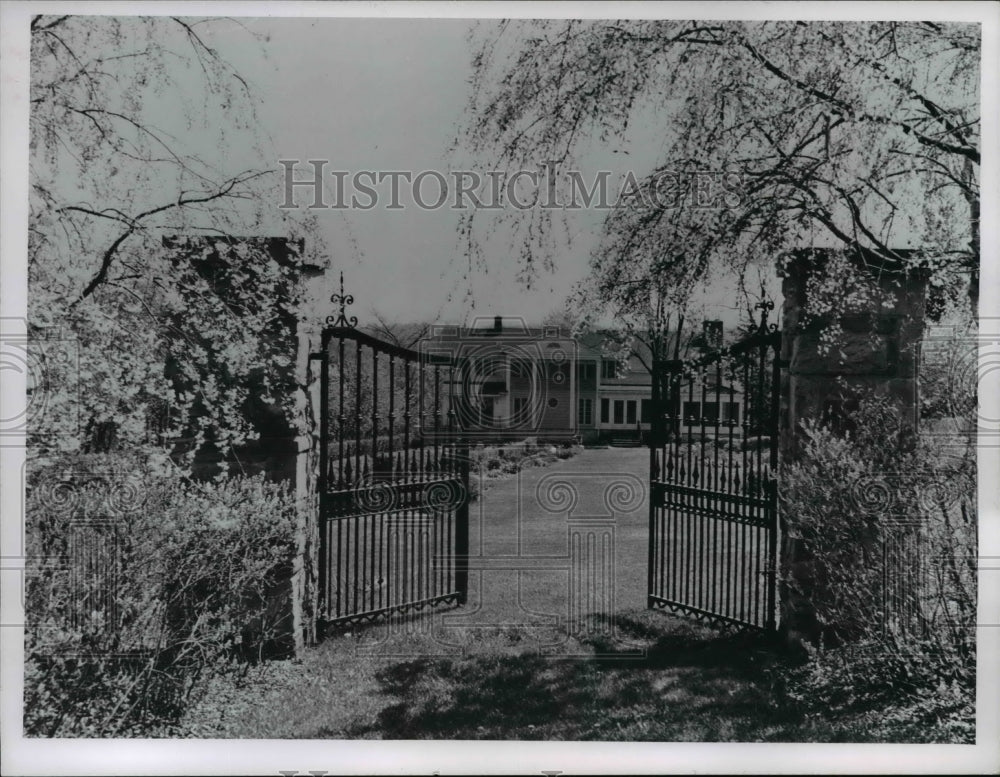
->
<box><xmin>200</xmin><ymin>18</ymin><xmax>577</xmax><ymax>326</ymax></box>
<box><xmin>195</xmin><ymin>17</ymin><xmax>771</xmax><ymax>329</ymax></box>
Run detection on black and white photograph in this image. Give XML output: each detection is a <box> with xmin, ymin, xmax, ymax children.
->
<box><xmin>1</xmin><ymin>1</ymin><xmax>997</xmax><ymax>774</ymax></box>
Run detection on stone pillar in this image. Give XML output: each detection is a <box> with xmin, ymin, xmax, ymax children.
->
<box><xmin>293</xmin><ymin>321</ymin><xmax>322</xmax><ymax>649</ymax></box>
<box><xmin>779</xmin><ymin>247</ymin><xmax>927</xmax><ymax>459</ymax></box>
<box><xmin>161</xmin><ymin>235</ymin><xmax>328</xmax><ymax>656</ymax></box>
<box><xmin>777</xmin><ymin>247</ymin><xmax>928</xmax><ymax>644</ymax></box>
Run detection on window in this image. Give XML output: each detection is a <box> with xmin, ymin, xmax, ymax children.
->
<box><xmin>478</xmin><ymin>356</ymin><xmax>502</xmax><ymax>376</ymax></box>
<box><xmin>641</xmin><ymin>399</ymin><xmax>651</xmax><ymax>423</ymax></box>
<box><xmin>614</xmin><ymin>400</ymin><xmax>625</xmax><ymax>424</ymax></box>
<box><xmin>474</xmin><ymin>356</ymin><xmax>500</xmax><ymax>378</ymax></box>
<box><xmin>683</xmin><ymin>401</ymin><xmax>700</xmax><ymax>422</ymax></box>
<box><xmin>600</xmin><ymin>398</ymin><xmax>610</xmax><ymax>424</ymax></box>
<box><xmin>577</xmin><ymin>361</ymin><xmax>596</xmax><ymax>381</ymax></box>
<box><xmin>578</xmin><ymin>398</ymin><xmax>593</xmax><ymax>425</ymax></box>
<box><xmin>510</xmin><ymin>359</ymin><xmax>530</xmax><ymax>378</ymax></box>
<box><xmin>702</xmin><ymin>402</ymin><xmax>719</xmax><ymax>422</ymax></box>
<box><xmin>723</xmin><ymin>402</ymin><xmax>740</xmax><ymax>424</ymax></box>
<box><xmin>482</xmin><ymin>379</ymin><xmax>506</xmax><ymax>396</ymax></box>
<box><xmin>626</xmin><ymin>400</ymin><xmax>637</xmax><ymax>425</ymax></box>
<box><xmin>601</xmin><ymin>360</ymin><xmax>618</xmax><ymax>380</ymax></box>
<box><xmin>513</xmin><ymin>397</ymin><xmax>528</xmax><ymax>417</ymax></box>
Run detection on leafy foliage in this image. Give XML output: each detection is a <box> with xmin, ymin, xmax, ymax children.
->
<box><xmin>29</xmin><ymin>16</ymin><xmax>322</xmax><ymax>464</ymax></box>
<box><xmin>463</xmin><ymin>20</ymin><xmax>979</xmax><ymax>332</ymax></box>
<box><xmin>779</xmin><ymin>392</ymin><xmax>976</xmax><ymax>742</ymax></box>
<box><xmin>23</xmin><ymin>456</ymin><xmax>297</xmax><ymax>737</ymax></box>
<box><xmin>919</xmin><ymin>300</ymin><xmax>978</xmax><ymax>423</ymax></box>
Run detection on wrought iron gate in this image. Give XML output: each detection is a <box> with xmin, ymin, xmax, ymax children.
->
<box><xmin>648</xmin><ymin>304</ymin><xmax>783</xmax><ymax>631</ymax></box>
<box><xmin>315</xmin><ymin>282</ymin><xmax>468</xmax><ymax>629</ymax></box>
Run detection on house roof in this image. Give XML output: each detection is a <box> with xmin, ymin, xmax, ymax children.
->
<box><xmin>427</xmin><ymin>324</ymin><xmax>730</xmax><ymax>378</ymax></box>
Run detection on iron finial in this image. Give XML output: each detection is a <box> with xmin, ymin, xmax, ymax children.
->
<box><xmin>327</xmin><ymin>271</ymin><xmax>358</xmax><ymax>328</ymax></box>
<box><xmin>754</xmin><ymin>300</ymin><xmax>774</xmax><ymax>332</ymax></box>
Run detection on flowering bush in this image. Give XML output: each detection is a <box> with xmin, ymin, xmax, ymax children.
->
<box><xmin>779</xmin><ymin>393</ymin><xmax>976</xmax><ymax>742</ymax></box>
<box><xmin>23</xmin><ymin>455</ymin><xmax>296</xmax><ymax>736</ymax></box>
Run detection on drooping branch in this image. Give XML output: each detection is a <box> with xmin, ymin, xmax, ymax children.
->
<box><xmin>462</xmin><ymin>19</ymin><xmax>979</xmax><ymax>323</ymax></box>
<box><xmin>72</xmin><ymin>170</ymin><xmax>271</xmax><ymax>303</ymax></box>
<box><xmin>733</xmin><ymin>29</ymin><xmax>980</xmax><ymax>165</ymax></box>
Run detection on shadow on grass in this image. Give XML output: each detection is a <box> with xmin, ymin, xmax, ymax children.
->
<box><xmin>344</xmin><ymin>611</ymin><xmax>807</xmax><ymax>741</ymax></box>
<box><xmin>588</xmin><ymin>612</ymin><xmax>788</xmax><ymax>669</ymax></box>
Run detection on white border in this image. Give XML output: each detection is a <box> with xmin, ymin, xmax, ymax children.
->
<box><xmin>2</xmin><ymin>2</ymin><xmax>998</xmax><ymax>775</ymax></box>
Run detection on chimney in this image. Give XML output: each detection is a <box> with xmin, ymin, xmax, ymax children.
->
<box><xmin>494</xmin><ymin>315</ymin><xmax>503</xmax><ymax>333</ymax></box>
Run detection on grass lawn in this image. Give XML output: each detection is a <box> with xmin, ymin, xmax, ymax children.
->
<box><xmin>178</xmin><ymin>449</ymin><xmax>969</xmax><ymax>742</ymax></box>
<box><xmin>182</xmin><ymin>608</ymin><xmax>948</xmax><ymax>742</ymax></box>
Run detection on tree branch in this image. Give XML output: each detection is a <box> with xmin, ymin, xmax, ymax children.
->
<box><xmin>72</xmin><ymin>170</ymin><xmax>271</xmax><ymax>304</ymax></box>
<box><xmin>734</xmin><ymin>31</ymin><xmax>980</xmax><ymax>165</ymax></box>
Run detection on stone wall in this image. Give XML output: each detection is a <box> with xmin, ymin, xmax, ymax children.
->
<box><xmin>779</xmin><ymin>247</ymin><xmax>927</xmax><ymax>459</ymax></box>
<box><xmin>777</xmin><ymin>247</ymin><xmax>928</xmax><ymax>644</ymax></box>
<box><xmin>161</xmin><ymin>236</ymin><xmax>327</xmax><ymax>656</ymax></box>
<box><xmin>295</xmin><ymin>323</ymin><xmax>323</xmax><ymax>649</ymax></box>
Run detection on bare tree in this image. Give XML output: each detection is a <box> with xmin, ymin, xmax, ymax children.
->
<box><xmin>364</xmin><ymin>310</ymin><xmax>435</xmax><ymax>350</ymax></box>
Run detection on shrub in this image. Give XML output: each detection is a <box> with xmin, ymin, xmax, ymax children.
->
<box><xmin>782</xmin><ymin>635</ymin><xmax>974</xmax><ymax>739</ymax></box>
<box><xmin>779</xmin><ymin>393</ymin><xmax>976</xmax><ymax>741</ymax></box>
<box><xmin>23</xmin><ymin>455</ymin><xmax>296</xmax><ymax>736</ymax></box>
<box><xmin>466</xmin><ymin>439</ymin><xmax>581</xmax><ymax>499</ymax></box>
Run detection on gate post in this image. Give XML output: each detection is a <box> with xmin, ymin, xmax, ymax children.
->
<box><xmin>455</xmin><ymin>440</ymin><xmax>471</xmax><ymax>605</ymax></box>
<box><xmin>646</xmin><ymin>358</ymin><xmax>660</xmax><ymax>610</ymax></box>
<box><xmin>295</xmin><ymin>320</ymin><xmax>325</xmax><ymax>649</ymax></box>
<box><xmin>777</xmin><ymin>247</ymin><xmax>928</xmax><ymax>645</ymax></box>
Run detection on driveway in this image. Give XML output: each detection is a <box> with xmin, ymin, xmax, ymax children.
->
<box><xmin>434</xmin><ymin>446</ymin><xmax>651</xmax><ymax>653</ymax></box>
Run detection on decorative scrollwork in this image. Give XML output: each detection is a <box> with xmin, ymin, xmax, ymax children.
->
<box><xmin>916</xmin><ymin>477</ymin><xmax>957</xmax><ymax>513</ymax></box>
<box><xmin>354</xmin><ymin>477</ymin><xmax>398</xmax><ymax>514</ymax></box>
<box><xmin>37</xmin><ymin>478</ymin><xmax>82</xmax><ymax>515</ymax></box>
<box><xmin>536</xmin><ymin>475</ymin><xmax>578</xmax><ymax>515</ymax></box>
<box><xmin>423</xmin><ymin>479</ymin><xmax>467</xmax><ymax>514</ymax></box>
<box><xmin>603</xmin><ymin>475</ymin><xmax>646</xmax><ymax>515</ymax></box>
<box><xmin>851</xmin><ymin>475</ymin><xmax>895</xmax><ymax>514</ymax></box>
<box><xmin>326</xmin><ymin>271</ymin><xmax>358</xmax><ymax>328</ymax></box>
<box><xmin>107</xmin><ymin>478</ymin><xmax>147</xmax><ymax>514</ymax></box>
<box><xmin>754</xmin><ymin>300</ymin><xmax>775</xmax><ymax>332</ymax></box>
